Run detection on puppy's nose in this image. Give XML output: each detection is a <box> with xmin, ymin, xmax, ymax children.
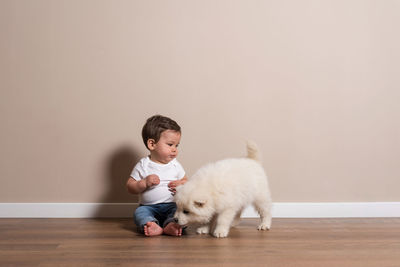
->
<box><xmin>173</xmin><ymin>217</ymin><xmax>179</xmax><ymax>223</ymax></box>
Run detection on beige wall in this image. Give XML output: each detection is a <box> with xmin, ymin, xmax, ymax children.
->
<box><xmin>1</xmin><ymin>0</ymin><xmax>399</xmax><ymax>204</ymax></box>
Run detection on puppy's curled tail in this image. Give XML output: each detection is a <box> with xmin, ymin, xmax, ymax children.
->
<box><xmin>246</xmin><ymin>140</ymin><xmax>261</xmax><ymax>162</ymax></box>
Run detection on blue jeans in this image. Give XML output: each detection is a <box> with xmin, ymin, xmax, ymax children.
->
<box><xmin>134</xmin><ymin>202</ymin><xmax>177</xmax><ymax>232</ymax></box>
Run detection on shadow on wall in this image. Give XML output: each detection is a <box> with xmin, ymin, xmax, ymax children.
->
<box><xmin>93</xmin><ymin>145</ymin><xmax>142</xmax><ymax>218</ymax></box>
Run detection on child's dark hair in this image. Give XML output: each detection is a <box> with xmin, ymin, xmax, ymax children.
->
<box><xmin>142</xmin><ymin>115</ymin><xmax>181</xmax><ymax>149</ymax></box>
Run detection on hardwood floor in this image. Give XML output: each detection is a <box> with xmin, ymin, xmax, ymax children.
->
<box><xmin>0</xmin><ymin>218</ymin><xmax>399</xmax><ymax>266</ymax></box>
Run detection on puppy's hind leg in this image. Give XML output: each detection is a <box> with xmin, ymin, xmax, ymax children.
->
<box><xmin>253</xmin><ymin>196</ymin><xmax>272</xmax><ymax>231</ymax></box>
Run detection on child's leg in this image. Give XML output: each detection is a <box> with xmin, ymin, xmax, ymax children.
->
<box><xmin>161</xmin><ymin>203</ymin><xmax>183</xmax><ymax>236</ymax></box>
<box><xmin>163</xmin><ymin>222</ymin><xmax>182</xmax><ymax>236</ymax></box>
<box><xmin>134</xmin><ymin>205</ymin><xmax>163</xmax><ymax>236</ymax></box>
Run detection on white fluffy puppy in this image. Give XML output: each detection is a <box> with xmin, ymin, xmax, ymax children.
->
<box><xmin>174</xmin><ymin>141</ymin><xmax>272</xmax><ymax>238</ymax></box>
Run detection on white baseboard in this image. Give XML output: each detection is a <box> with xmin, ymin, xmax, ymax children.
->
<box><xmin>1</xmin><ymin>202</ymin><xmax>399</xmax><ymax>218</ymax></box>
<box><xmin>0</xmin><ymin>203</ymin><xmax>137</xmax><ymax>218</ymax></box>
<box><xmin>243</xmin><ymin>202</ymin><xmax>400</xmax><ymax>218</ymax></box>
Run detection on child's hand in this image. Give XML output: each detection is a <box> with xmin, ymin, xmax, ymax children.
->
<box><xmin>168</xmin><ymin>180</ymin><xmax>182</xmax><ymax>194</ymax></box>
<box><xmin>145</xmin><ymin>174</ymin><xmax>160</xmax><ymax>188</ymax></box>
<box><xmin>168</xmin><ymin>177</ymin><xmax>187</xmax><ymax>194</ymax></box>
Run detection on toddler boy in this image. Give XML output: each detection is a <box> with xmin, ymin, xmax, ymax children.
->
<box><xmin>126</xmin><ymin>115</ymin><xmax>187</xmax><ymax>236</ymax></box>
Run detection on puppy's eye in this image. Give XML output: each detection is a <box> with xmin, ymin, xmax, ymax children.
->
<box><xmin>183</xmin><ymin>210</ymin><xmax>190</xmax><ymax>214</ymax></box>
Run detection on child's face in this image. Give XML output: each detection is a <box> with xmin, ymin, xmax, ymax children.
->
<box><xmin>148</xmin><ymin>130</ymin><xmax>181</xmax><ymax>164</ymax></box>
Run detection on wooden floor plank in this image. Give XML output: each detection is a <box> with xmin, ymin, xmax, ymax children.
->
<box><xmin>0</xmin><ymin>218</ymin><xmax>399</xmax><ymax>266</ymax></box>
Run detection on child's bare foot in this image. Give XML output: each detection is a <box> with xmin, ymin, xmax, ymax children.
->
<box><xmin>163</xmin><ymin>222</ymin><xmax>183</xmax><ymax>236</ymax></box>
<box><xmin>143</xmin><ymin>222</ymin><xmax>163</xmax><ymax>237</ymax></box>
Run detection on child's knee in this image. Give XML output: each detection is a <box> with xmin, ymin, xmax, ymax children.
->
<box><xmin>134</xmin><ymin>205</ymin><xmax>145</xmax><ymax>216</ymax></box>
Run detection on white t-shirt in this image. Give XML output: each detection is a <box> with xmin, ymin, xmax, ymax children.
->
<box><xmin>130</xmin><ymin>157</ymin><xmax>185</xmax><ymax>205</ymax></box>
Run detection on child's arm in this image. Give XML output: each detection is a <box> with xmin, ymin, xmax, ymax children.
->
<box><xmin>179</xmin><ymin>176</ymin><xmax>188</xmax><ymax>185</ymax></box>
<box><xmin>126</xmin><ymin>174</ymin><xmax>160</xmax><ymax>194</ymax></box>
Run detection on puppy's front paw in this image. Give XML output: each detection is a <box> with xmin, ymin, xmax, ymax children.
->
<box><xmin>196</xmin><ymin>226</ymin><xmax>210</xmax><ymax>235</ymax></box>
<box><xmin>213</xmin><ymin>227</ymin><xmax>229</xmax><ymax>238</ymax></box>
<box><xmin>257</xmin><ymin>223</ymin><xmax>270</xmax><ymax>231</ymax></box>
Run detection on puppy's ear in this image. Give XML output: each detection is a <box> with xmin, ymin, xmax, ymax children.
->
<box><xmin>194</xmin><ymin>200</ymin><xmax>206</xmax><ymax>208</ymax></box>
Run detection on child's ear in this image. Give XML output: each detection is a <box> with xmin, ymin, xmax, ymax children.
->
<box><xmin>147</xmin><ymin>139</ymin><xmax>156</xmax><ymax>150</ymax></box>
